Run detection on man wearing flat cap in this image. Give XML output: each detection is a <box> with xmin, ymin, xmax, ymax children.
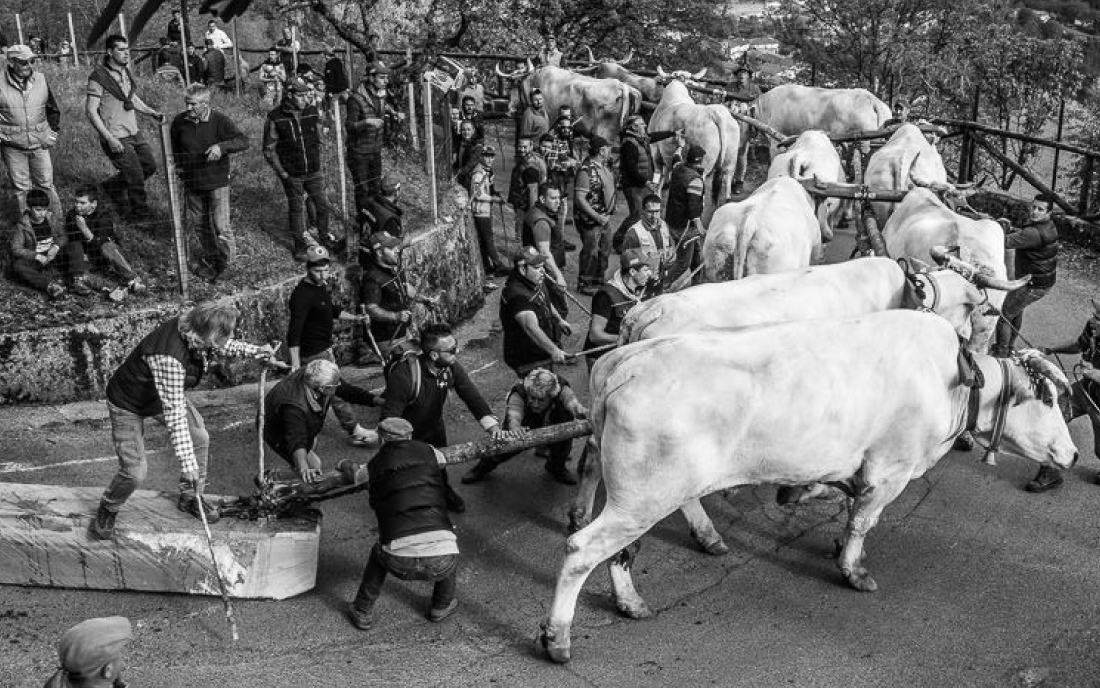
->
<box><xmin>346</xmin><ymin>60</ymin><xmax>403</xmax><ymax>211</ymax></box>
<box><xmin>262</xmin><ymin>76</ymin><xmax>335</xmax><ymax>261</ymax></box>
<box><xmin>44</xmin><ymin>616</ymin><xmax>132</xmax><ymax>688</ymax></box>
<box><xmin>349</xmin><ymin>417</ymin><xmax>461</xmax><ymax>630</ymax></box>
<box><xmin>0</xmin><ymin>43</ymin><xmax>62</xmax><ymax>214</ymax></box>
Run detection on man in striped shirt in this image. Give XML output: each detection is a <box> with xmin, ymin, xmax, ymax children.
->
<box><xmin>88</xmin><ymin>301</ymin><xmax>276</xmax><ymax>540</ymax></box>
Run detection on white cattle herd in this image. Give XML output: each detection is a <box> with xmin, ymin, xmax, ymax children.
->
<box><xmin>492</xmin><ymin>62</ymin><xmax>1076</xmax><ymax>663</ymax></box>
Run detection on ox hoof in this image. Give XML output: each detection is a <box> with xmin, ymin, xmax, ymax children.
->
<box><xmin>617</xmin><ymin>598</ymin><xmax>652</xmax><ymax>619</ymax></box>
<box><xmin>700</xmin><ymin>538</ymin><xmax>729</xmax><ymax>556</ymax></box>
<box><xmin>537</xmin><ymin>623</ymin><xmax>571</xmax><ymax>664</ymax></box>
<box><xmin>953</xmin><ymin>432</ymin><xmax>975</xmax><ymax>452</ymax></box>
<box><xmin>844</xmin><ymin>570</ymin><xmax>879</xmax><ymax>593</ymax></box>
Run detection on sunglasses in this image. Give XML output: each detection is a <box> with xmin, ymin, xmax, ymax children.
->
<box><xmin>11</xmin><ymin>58</ymin><xmax>36</xmax><ymax>66</ymax></box>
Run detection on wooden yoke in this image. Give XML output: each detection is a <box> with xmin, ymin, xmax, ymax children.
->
<box><xmin>798</xmin><ymin>179</ymin><xmax>899</xmax><ymax>257</ymax></box>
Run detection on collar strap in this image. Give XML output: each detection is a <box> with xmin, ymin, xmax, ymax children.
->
<box><xmin>973</xmin><ymin>358</ymin><xmax>1013</xmax><ymax>465</ymax></box>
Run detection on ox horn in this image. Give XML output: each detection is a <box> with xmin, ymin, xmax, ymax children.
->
<box><xmin>657</xmin><ymin>65</ymin><xmax>668</xmax><ymax>78</ymax></box>
<box><xmin>1020</xmin><ymin>351</ymin><xmax>1073</xmax><ymax>397</ymax></box>
<box><xmin>586</xmin><ymin>46</ymin><xmax>596</xmax><ymax>63</ymax></box>
<box><xmin>618</xmin><ymin>48</ymin><xmax>634</xmax><ymax>65</ymax></box>
<box><xmin>526</xmin><ymin>57</ymin><xmax>535</xmax><ymax>73</ymax></box>
<box><xmin>495</xmin><ymin>62</ymin><xmax>511</xmax><ymax>78</ymax></box>
<box><xmin>973</xmin><ymin>271</ymin><xmax>1032</xmax><ymax>292</ymax></box>
<box><xmin>692</xmin><ymin>67</ymin><xmax>708</xmax><ymax>80</ymax></box>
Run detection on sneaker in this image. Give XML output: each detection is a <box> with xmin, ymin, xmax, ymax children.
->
<box><xmin>87</xmin><ymin>503</ymin><xmax>117</xmax><ymax>540</ymax></box>
<box><xmin>349</xmin><ymin>604</ymin><xmax>374</xmax><ymax>631</ymax></box>
<box><xmin>1025</xmin><ymin>465</ymin><xmax>1064</xmax><ymax>493</ymax></box>
<box><xmin>178</xmin><ymin>494</ymin><xmax>222</xmax><ymax>523</ymax></box>
<box><xmin>483</xmin><ymin>280</ymin><xmax>499</xmax><ymax>292</ymax></box>
<box><xmin>731</xmin><ymin>180</ymin><xmax>745</xmax><ymax>195</ymax></box>
<box><xmin>46</xmin><ymin>282</ymin><xmax>65</xmax><ymax>300</ymax></box>
<box><xmin>563</xmin><ymin>241</ymin><xmax>578</xmax><ymax>251</ymax></box>
<box><xmin>428</xmin><ymin>599</ymin><xmax>459</xmax><ymax>622</ymax></box>
<box><xmin>127</xmin><ymin>278</ymin><xmax>147</xmax><ymax>294</ymax></box>
<box><xmin>71</xmin><ymin>277</ymin><xmax>93</xmax><ymax>296</ymax></box>
<box><xmin>348</xmin><ymin>425</ymin><xmax>380</xmax><ymax>448</ymax></box>
<box><xmin>544</xmin><ymin>462</ymin><xmax>578</xmax><ymax>486</ymax></box>
<box><xmin>107</xmin><ymin>286</ymin><xmax>129</xmax><ymax>303</ymax></box>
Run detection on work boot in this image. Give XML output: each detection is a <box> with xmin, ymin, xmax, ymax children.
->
<box><xmin>127</xmin><ymin>277</ymin><xmax>147</xmax><ymax>294</ymax></box>
<box><xmin>46</xmin><ymin>282</ymin><xmax>65</xmax><ymax>300</ymax></box>
<box><xmin>731</xmin><ymin>180</ymin><xmax>745</xmax><ymax>195</ymax></box>
<box><xmin>545</xmin><ymin>462</ymin><xmax>577</xmax><ymax>486</ymax></box>
<box><xmin>349</xmin><ymin>602</ymin><xmax>374</xmax><ymax>631</ymax></box>
<box><xmin>71</xmin><ymin>277</ymin><xmax>93</xmax><ymax>296</ymax></box>
<box><xmin>952</xmin><ymin>431</ymin><xmax>975</xmax><ymax>452</ymax></box>
<box><xmin>1025</xmin><ymin>465</ymin><xmax>1064</xmax><ymax>493</ymax></box>
<box><xmin>178</xmin><ymin>494</ymin><xmax>222</xmax><ymax>523</ymax></box>
<box><xmin>428</xmin><ymin>599</ymin><xmax>459</xmax><ymax>622</ymax></box>
<box><xmin>87</xmin><ymin>502</ymin><xmax>117</xmax><ymax>541</ymax></box>
<box><xmin>445</xmin><ymin>486</ymin><xmax>466</xmax><ymax>512</ymax></box>
<box><xmin>461</xmin><ymin>461</ymin><xmax>496</xmax><ymax>484</ymax></box>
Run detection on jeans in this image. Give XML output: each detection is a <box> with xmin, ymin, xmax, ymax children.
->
<box><xmin>100</xmin><ymin>398</ymin><xmax>210</xmax><ymax>513</ymax></box>
<box><xmin>280</xmin><ymin>172</ymin><xmax>330</xmax><ymax>252</ymax></box>
<box><xmin>577</xmin><ymin>221</ymin><xmax>611</xmax><ymax>287</ymax></box>
<box><xmin>993</xmin><ymin>285</ymin><xmax>1051</xmax><ymax>352</ymax></box>
<box><xmin>353</xmin><ymin>542</ymin><xmax>458</xmax><ymax>613</ymax></box>
<box><xmin>10</xmin><ymin>242</ymin><xmax>83</xmax><ymax>291</ymax></box>
<box><xmin>102</xmin><ymin>133</ymin><xmax>158</xmax><ymax>219</ymax></box>
<box><xmin>1</xmin><ymin>145</ymin><xmax>60</xmax><ymax>213</ymax></box>
<box><xmin>302</xmin><ymin>349</ymin><xmax>359</xmax><ymax>434</ymax></box>
<box><xmin>669</xmin><ymin>223</ymin><xmax>703</xmax><ymax>286</ymax></box>
<box><xmin>185</xmin><ymin>186</ymin><xmax>235</xmax><ymax>270</ymax></box>
<box><xmin>348</xmin><ymin>149</ymin><xmax>382</xmax><ymax>216</ymax></box>
<box><xmin>614</xmin><ymin>185</ymin><xmax>646</xmax><ymax>246</ymax></box>
<box><xmin>472</xmin><ymin>215</ymin><xmax>506</xmax><ymax>272</ymax></box>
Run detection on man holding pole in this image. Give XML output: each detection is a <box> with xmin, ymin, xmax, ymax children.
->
<box><xmin>500</xmin><ymin>246</ymin><xmax>573</xmax><ymax>377</ymax></box>
<box><xmin>584</xmin><ymin>248</ymin><xmax>656</xmax><ymax>366</ymax></box>
<box><xmin>84</xmin><ymin>35</ymin><xmax>164</xmax><ymax>224</ymax></box>
<box><xmin>170</xmin><ymin>83</ymin><xmax>248</xmax><ymax>280</ymax></box>
<box><xmin>87</xmin><ymin>301</ymin><xmax>277</xmax><ymax>540</ymax></box>
<box><xmin>0</xmin><ymin>44</ymin><xmax>62</xmax><ymax>214</ymax></box>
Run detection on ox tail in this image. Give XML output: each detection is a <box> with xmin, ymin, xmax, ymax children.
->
<box><xmin>619</xmin><ymin>81</ymin><xmax>631</xmax><ymax>132</ymax></box>
<box><xmin>729</xmin><ymin>217</ymin><xmax>757</xmax><ymax>280</ymax></box>
<box><xmin>872</xmin><ymin>97</ymin><xmax>892</xmax><ymax>128</ymax></box>
<box><xmin>705</xmin><ymin>107</ymin><xmax>728</xmax><ymax>204</ymax></box>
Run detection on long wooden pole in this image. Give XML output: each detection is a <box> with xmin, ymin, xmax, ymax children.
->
<box><xmin>971</xmin><ymin>133</ymin><xmax>1075</xmax><ymax>214</ymax></box>
<box><xmin>407</xmin><ymin>80</ymin><xmax>420</xmax><ymax>151</ymax></box>
<box><xmin>333</xmin><ymin>98</ymin><xmax>348</xmax><ymax>222</ymax></box>
<box><xmin>180</xmin><ymin>0</ymin><xmax>192</xmax><ymax>85</ymax></box>
<box><xmin>67</xmin><ymin>13</ymin><xmax>81</xmax><ymax>67</ymax></box>
<box><xmin>158</xmin><ymin>122</ymin><xmax>190</xmax><ymax>300</ymax></box>
<box><xmin>291</xmin><ymin>25</ymin><xmax>299</xmax><ymax>72</ymax></box>
<box><xmin>1079</xmin><ymin>156</ymin><xmax>1094</xmax><ymax>216</ymax></box>
<box><xmin>15</xmin><ymin>15</ymin><xmax>24</xmax><ymax>46</ymax></box>
<box><xmin>1051</xmin><ymin>98</ymin><xmax>1065</xmax><ymax>199</ymax></box>
<box><xmin>423</xmin><ymin>78</ymin><xmax>438</xmax><ymax>223</ymax></box>
<box><xmin>936</xmin><ymin>117</ymin><xmax>1100</xmax><ymax>160</ymax></box>
<box><xmin>232</xmin><ymin>19</ymin><xmax>242</xmax><ymax>98</ymax></box>
<box><xmin>118</xmin><ymin>13</ymin><xmax>127</xmax><ymax>40</ymax></box>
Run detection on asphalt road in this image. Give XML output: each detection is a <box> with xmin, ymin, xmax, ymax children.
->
<box><xmin>4</xmin><ymin>175</ymin><xmax>1100</xmax><ymax>687</ymax></box>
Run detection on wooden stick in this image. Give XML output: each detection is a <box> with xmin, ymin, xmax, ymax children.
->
<box><xmin>232</xmin><ymin>19</ymin><xmax>242</xmax><ymax>98</ymax></box>
<box><xmin>971</xmin><ymin>133</ymin><xmax>1075</xmax><ymax>214</ymax></box>
<box><xmin>562</xmin><ymin>287</ymin><xmax>592</xmax><ymax>316</ymax></box>
<box><xmin>423</xmin><ymin>78</ymin><xmax>438</xmax><ymax>223</ymax></box>
<box><xmin>68</xmin><ymin>13</ymin><xmax>81</xmax><ymax>67</ymax></box>
<box><xmin>333</xmin><ymin>98</ymin><xmax>348</xmax><ymax>222</ymax></box>
<box><xmin>725</xmin><ymin>110</ymin><xmax>787</xmax><ymax>144</ymax></box>
<box><xmin>158</xmin><ymin>122</ymin><xmax>190</xmax><ymax>300</ymax></box>
<box><xmin>194</xmin><ymin>489</ymin><xmax>240</xmax><ymax>642</ymax></box>
<box><xmin>934</xmin><ymin>117</ymin><xmax>1100</xmax><ymax>160</ymax></box>
<box><xmin>15</xmin><ymin>14</ymin><xmax>24</xmax><ymax>46</ymax></box>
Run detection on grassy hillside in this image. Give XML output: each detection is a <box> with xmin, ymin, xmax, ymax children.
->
<box><xmin>0</xmin><ymin>62</ymin><xmax>439</xmax><ymax>333</ymax></box>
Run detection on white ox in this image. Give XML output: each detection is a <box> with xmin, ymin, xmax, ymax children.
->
<box><xmin>701</xmin><ymin>176</ymin><xmax>829</xmax><ymax>281</ymax></box>
<box><xmin>537</xmin><ymin>311</ymin><xmax>1077</xmax><ymax>663</ymax></box>
<box><xmin>648</xmin><ymin>78</ymin><xmax>742</xmax><ymax>212</ymax></box>
<box><xmin>883</xmin><ymin>188</ymin><xmax>1011</xmax><ymax>353</ymax></box>
<box><xmin>754</xmin><ymin>84</ymin><xmax>891</xmax><ymax>157</ymax></box>
<box><xmin>499</xmin><ymin>64</ymin><xmax>641</xmax><ymax>143</ymax></box>
<box><xmin>575</xmin><ymin>48</ymin><xmax>663</xmax><ymax>103</ymax></box>
<box><xmin>864</xmin><ymin>123</ymin><xmax>949</xmax><ymax>225</ymax></box>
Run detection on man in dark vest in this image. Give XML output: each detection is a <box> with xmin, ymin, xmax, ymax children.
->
<box><xmin>614</xmin><ymin>117</ymin><xmax>679</xmax><ymax>250</ymax></box>
<box><xmin>523</xmin><ymin>183</ymin><xmax>567</xmax><ymax>290</ymax></box>
<box><xmin>349</xmin><ymin>417</ymin><xmax>460</xmax><ymax>630</ymax></box>
<box><xmin>346</xmin><ymin>61</ymin><xmax>401</xmax><ymax>212</ymax></box>
<box><xmin>500</xmin><ymin>246</ymin><xmax>572</xmax><ymax>377</ymax></box>
<box><xmin>88</xmin><ymin>302</ymin><xmax>276</xmax><ymax>540</ymax></box>
<box><xmin>262</xmin><ymin>77</ymin><xmax>334</xmax><ymax>260</ymax></box>
<box><xmin>461</xmin><ymin>368</ymin><xmax>587</xmax><ymax>486</ymax></box>
<box><xmin>264</xmin><ymin>359</ymin><xmax>379</xmax><ymax>484</ymax></box>
<box><xmin>358</xmin><ymin>231</ymin><xmax>416</xmax><ymax>362</ymax></box>
<box><xmin>584</xmin><ymin>248</ymin><xmax>656</xmax><ymax>367</ymax></box>
<box><xmin>665</xmin><ymin>144</ymin><xmax>707</xmax><ymax>285</ymax></box>
<box><xmin>322</xmin><ymin>46</ymin><xmax>349</xmax><ymax>101</ymax></box>
<box><xmin>359</xmin><ymin>174</ymin><xmax>405</xmax><ymax>243</ymax></box>
<box><xmin>508</xmin><ymin>135</ymin><xmax>546</xmax><ymax>240</ymax></box>
<box><xmin>573</xmin><ymin>135</ymin><xmax>616</xmax><ymax>294</ymax></box>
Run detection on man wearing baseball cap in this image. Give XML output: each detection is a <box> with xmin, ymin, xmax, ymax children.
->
<box><xmin>0</xmin><ymin>43</ymin><xmax>62</xmax><ymax>214</ymax></box>
<box><xmin>359</xmin><ymin>173</ymin><xmax>405</xmax><ymax>243</ymax></box>
<box><xmin>286</xmin><ymin>245</ymin><xmax>374</xmax><ymax>447</ymax></box>
<box><xmin>346</xmin><ymin>59</ymin><xmax>403</xmax><ymax>211</ymax></box>
<box><xmin>44</xmin><ymin>616</ymin><xmax>132</xmax><ymax>688</ymax></box>
<box><xmin>262</xmin><ymin>76</ymin><xmax>335</xmax><ymax>261</ymax></box>
<box><xmin>358</xmin><ymin>230</ymin><xmax>422</xmax><ymax>362</ymax></box>
<box><xmin>584</xmin><ymin>248</ymin><xmax>656</xmax><ymax>366</ymax></box>
<box><xmin>500</xmin><ymin>245</ymin><xmax>573</xmax><ymax>376</ymax></box>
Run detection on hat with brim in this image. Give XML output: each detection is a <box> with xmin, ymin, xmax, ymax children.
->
<box><xmin>733</xmin><ymin>64</ymin><xmax>752</xmax><ymax>76</ymax></box>
<box><xmin>515</xmin><ymin>246</ymin><xmax>548</xmax><ymax>267</ymax></box>
<box><xmin>368</xmin><ymin>231</ymin><xmax>402</xmax><ymax>251</ymax></box>
<box><xmin>380</xmin><ymin>175</ymin><xmax>403</xmax><ymax>194</ymax></box>
<box><xmin>378</xmin><ymin>417</ymin><xmax>413</xmax><ymax>438</ymax></box>
<box><xmin>686</xmin><ymin>144</ymin><xmax>707</xmax><ymax>164</ymax></box>
<box><xmin>621</xmin><ymin>248</ymin><xmax>649</xmax><ymax>272</ymax></box>
<box><xmin>56</xmin><ymin>617</ymin><xmax>132</xmax><ymax>679</ymax></box>
<box><xmin>285</xmin><ymin>77</ymin><xmax>310</xmax><ymax>94</ymax></box>
<box><xmin>6</xmin><ymin>45</ymin><xmax>35</xmax><ymax>61</ymax></box>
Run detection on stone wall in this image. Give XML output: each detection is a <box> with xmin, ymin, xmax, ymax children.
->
<box><xmin>0</xmin><ymin>212</ymin><xmax>484</xmax><ymax>404</ymax></box>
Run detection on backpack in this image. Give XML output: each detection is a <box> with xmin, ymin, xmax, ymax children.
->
<box><xmin>383</xmin><ymin>340</ymin><xmax>423</xmax><ymax>399</ymax></box>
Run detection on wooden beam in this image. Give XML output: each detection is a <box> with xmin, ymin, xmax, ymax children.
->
<box><xmin>0</xmin><ymin>483</ymin><xmax>320</xmax><ymax>599</ymax></box>
<box><xmin>797</xmin><ymin>179</ymin><xmax>908</xmax><ymax>202</ymax></box>
<box><xmin>936</xmin><ymin>118</ymin><xmax>1100</xmax><ymax>160</ymax></box>
<box><xmin>971</xmin><ymin>133</ymin><xmax>1076</xmax><ymax>215</ymax></box>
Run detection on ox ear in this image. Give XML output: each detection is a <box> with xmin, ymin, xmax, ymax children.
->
<box><xmin>586</xmin><ymin>46</ymin><xmax>596</xmax><ymax>63</ymax></box>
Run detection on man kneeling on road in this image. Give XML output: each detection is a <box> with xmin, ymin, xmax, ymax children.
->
<box><xmin>462</xmin><ymin>367</ymin><xmax>587</xmax><ymax>486</ymax></box>
<box><xmin>350</xmin><ymin>417</ymin><xmax>460</xmax><ymax>630</ymax></box>
<box><xmin>88</xmin><ymin>301</ymin><xmax>276</xmax><ymax>540</ymax></box>
<box><xmin>263</xmin><ymin>359</ymin><xmax>381</xmax><ymax>485</ymax></box>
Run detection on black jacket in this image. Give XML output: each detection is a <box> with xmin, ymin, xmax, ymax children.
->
<box><xmin>263</xmin><ymin>367</ymin><xmax>376</xmax><ymax>460</ymax></box>
<box><xmin>262</xmin><ymin>103</ymin><xmax>323</xmax><ymax>178</ymax></box>
<box><xmin>1006</xmin><ymin>218</ymin><xmax>1058</xmax><ymax>289</ymax></box>
<box><xmin>106</xmin><ymin>317</ymin><xmax>203</xmax><ymax>418</ymax></box>
<box><xmin>368</xmin><ymin>439</ymin><xmax>452</xmax><ymax>544</ymax></box>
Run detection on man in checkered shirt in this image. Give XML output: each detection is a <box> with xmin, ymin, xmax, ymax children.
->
<box><xmin>88</xmin><ymin>301</ymin><xmax>276</xmax><ymax>540</ymax></box>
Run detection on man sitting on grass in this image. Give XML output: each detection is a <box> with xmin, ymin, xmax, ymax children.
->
<box><xmin>64</xmin><ymin>184</ymin><xmax>147</xmax><ymax>301</ymax></box>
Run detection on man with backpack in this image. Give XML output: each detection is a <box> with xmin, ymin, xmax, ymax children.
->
<box><xmin>378</xmin><ymin>323</ymin><xmax>503</xmax><ymax>512</ymax></box>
